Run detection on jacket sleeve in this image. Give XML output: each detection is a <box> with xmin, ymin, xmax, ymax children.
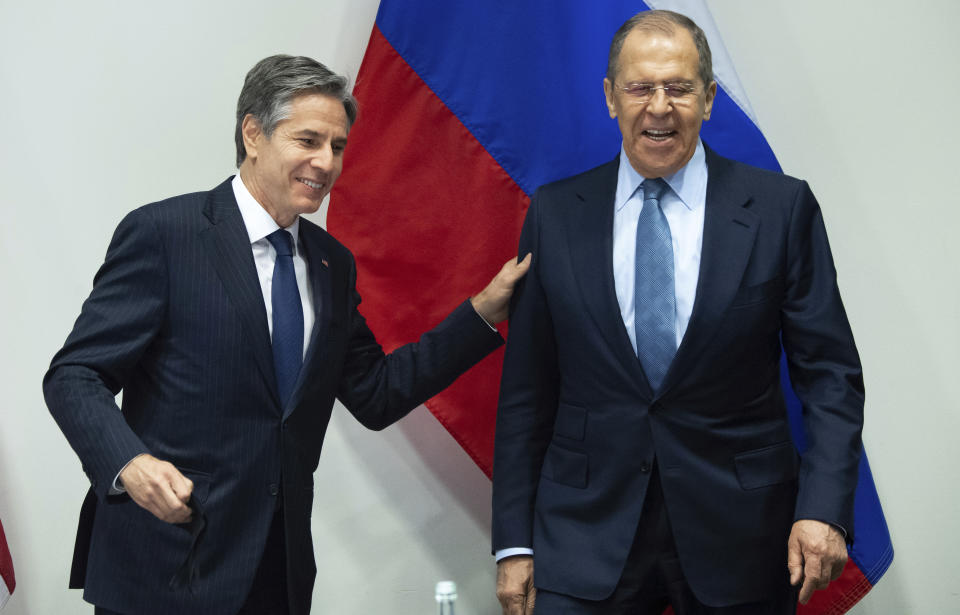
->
<box><xmin>335</xmin><ymin>252</ymin><xmax>504</xmax><ymax>431</ymax></box>
<box><xmin>43</xmin><ymin>208</ymin><xmax>161</xmax><ymax>500</ymax></box>
<box><xmin>491</xmin><ymin>190</ymin><xmax>560</xmax><ymax>551</ymax></box>
<box><xmin>780</xmin><ymin>180</ymin><xmax>864</xmax><ymax>540</ymax></box>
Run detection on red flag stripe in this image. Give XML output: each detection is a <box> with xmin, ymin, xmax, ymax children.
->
<box><xmin>797</xmin><ymin>560</ymin><xmax>873</xmax><ymax>615</ymax></box>
<box><xmin>0</xmin><ymin>519</ymin><xmax>15</xmax><ymax>607</ymax></box>
<box><xmin>329</xmin><ymin>25</ymin><xmax>528</xmax><ymax>476</ymax></box>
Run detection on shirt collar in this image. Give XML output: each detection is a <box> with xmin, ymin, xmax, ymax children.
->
<box><xmin>231</xmin><ymin>174</ymin><xmax>301</xmax><ymax>252</ymax></box>
<box><xmin>615</xmin><ymin>139</ymin><xmax>707</xmax><ymax>212</ymax></box>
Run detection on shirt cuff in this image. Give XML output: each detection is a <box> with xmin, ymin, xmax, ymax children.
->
<box><xmin>109</xmin><ymin>456</ymin><xmax>140</xmax><ymax>495</ymax></box>
<box><xmin>469</xmin><ymin>301</ymin><xmax>498</xmax><ymax>332</ymax></box>
<box><xmin>495</xmin><ymin>547</ymin><xmax>534</xmax><ymax>562</ymax></box>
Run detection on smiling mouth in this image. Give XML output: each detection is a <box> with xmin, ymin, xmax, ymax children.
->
<box><xmin>642</xmin><ymin>129</ymin><xmax>677</xmax><ymax>142</ymax></box>
<box><xmin>298</xmin><ymin>178</ymin><xmax>326</xmax><ymax>191</ymax></box>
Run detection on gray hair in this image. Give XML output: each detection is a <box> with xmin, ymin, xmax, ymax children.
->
<box><xmin>607</xmin><ymin>10</ymin><xmax>713</xmax><ymax>88</ymax></box>
<box><xmin>234</xmin><ymin>54</ymin><xmax>358</xmax><ymax>167</ymax></box>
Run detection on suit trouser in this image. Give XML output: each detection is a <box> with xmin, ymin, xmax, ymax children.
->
<box><xmin>95</xmin><ymin>506</ymin><xmax>289</xmax><ymax>615</ymax></box>
<box><xmin>236</xmin><ymin>505</ymin><xmax>289</xmax><ymax>615</ymax></box>
<box><xmin>534</xmin><ymin>467</ymin><xmax>797</xmax><ymax>615</ymax></box>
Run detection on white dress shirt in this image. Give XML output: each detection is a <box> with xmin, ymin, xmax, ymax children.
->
<box><xmin>495</xmin><ymin>142</ymin><xmax>708</xmax><ymax>563</ymax></box>
<box><xmin>232</xmin><ymin>174</ymin><xmax>314</xmax><ymax>358</ymax></box>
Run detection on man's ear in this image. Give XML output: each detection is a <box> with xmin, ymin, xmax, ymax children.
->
<box><xmin>603</xmin><ymin>77</ymin><xmax>618</xmax><ymax>119</ymax></box>
<box><xmin>702</xmin><ymin>80</ymin><xmax>717</xmax><ymax>121</ymax></box>
<box><xmin>241</xmin><ymin>114</ymin><xmax>263</xmax><ymax>161</ymax></box>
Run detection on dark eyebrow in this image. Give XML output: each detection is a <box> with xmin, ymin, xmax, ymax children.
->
<box><xmin>292</xmin><ymin>129</ymin><xmax>347</xmax><ymax>144</ymax></box>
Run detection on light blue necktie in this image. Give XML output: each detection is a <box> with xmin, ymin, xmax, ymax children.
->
<box><xmin>634</xmin><ymin>178</ymin><xmax>676</xmax><ymax>391</ymax></box>
<box><xmin>266</xmin><ymin>229</ymin><xmax>303</xmax><ymax>406</ymax></box>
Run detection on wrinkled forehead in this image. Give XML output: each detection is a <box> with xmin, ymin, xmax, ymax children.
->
<box><xmin>616</xmin><ymin>27</ymin><xmax>701</xmax><ymax>82</ymax></box>
<box><xmin>282</xmin><ymin>93</ymin><xmax>349</xmax><ymax>131</ymax></box>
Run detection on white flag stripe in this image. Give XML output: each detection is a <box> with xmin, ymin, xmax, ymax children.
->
<box><xmin>647</xmin><ymin>0</ymin><xmax>759</xmax><ymax>124</ymax></box>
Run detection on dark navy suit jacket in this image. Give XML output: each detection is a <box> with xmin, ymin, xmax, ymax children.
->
<box><xmin>44</xmin><ymin>178</ymin><xmax>502</xmax><ymax>615</ymax></box>
<box><xmin>492</xmin><ymin>146</ymin><xmax>863</xmax><ymax>606</ymax></box>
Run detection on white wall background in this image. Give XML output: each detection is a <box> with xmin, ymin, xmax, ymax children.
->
<box><xmin>0</xmin><ymin>0</ymin><xmax>956</xmax><ymax>613</ymax></box>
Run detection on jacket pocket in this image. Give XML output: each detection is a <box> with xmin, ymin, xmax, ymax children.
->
<box><xmin>541</xmin><ymin>442</ymin><xmax>588</xmax><ymax>488</ymax></box>
<box><xmin>733</xmin><ymin>442</ymin><xmax>799</xmax><ymax>490</ymax></box>
<box><xmin>177</xmin><ymin>467</ymin><xmax>212</xmax><ymax>504</ymax></box>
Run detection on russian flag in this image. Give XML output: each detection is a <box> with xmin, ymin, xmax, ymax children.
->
<box><xmin>328</xmin><ymin>1</ymin><xmax>893</xmax><ymax>612</ymax></box>
<box><xmin>0</xmin><ymin>519</ymin><xmax>14</xmax><ymax>609</ymax></box>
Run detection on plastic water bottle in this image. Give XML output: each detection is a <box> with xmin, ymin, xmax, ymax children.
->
<box><xmin>435</xmin><ymin>580</ymin><xmax>457</xmax><ymax>615</ymax></box>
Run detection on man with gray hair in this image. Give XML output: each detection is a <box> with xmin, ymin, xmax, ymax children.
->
<box><xmin>493</xmin><ymin>10</ymin><xmax>861</xmax><ymax>614</ymax></box>
<box><xmin>45</xmin><ymin>54</ymin><xmax>529</xmax><ymax>615</ymax></box>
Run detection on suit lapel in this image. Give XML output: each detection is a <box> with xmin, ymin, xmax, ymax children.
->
<box><xmin>200</xmin><ymin>179</ymin><xmax>281</xmax><ymax>408</ymax></box>
<box><xmin>661</xmin><ymin>147</ymin><xmax>758</xmax><ymax>393</ymax></box>
<box><xmin>284</xmin><ymin>222</ymin><xmax>335</xmax><ymax>418</ymax></box>
<box><xmin>567</xmin><ymin>158</ymin><xmax>653</xmax><ymax>395</ymax></box>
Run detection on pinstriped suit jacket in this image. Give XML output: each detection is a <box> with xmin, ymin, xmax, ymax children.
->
<box><xmin>44</xmin><ymin>177</ymin><xmax>502</xmax><ymax>615</ymax></box>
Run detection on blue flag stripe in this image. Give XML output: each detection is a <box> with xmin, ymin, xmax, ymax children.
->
<box><xmin>376</xmin><ymin>1</ymin><xmax>652</xmax><ymax>195</ymax></box>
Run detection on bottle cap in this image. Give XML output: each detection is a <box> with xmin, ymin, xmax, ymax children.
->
<box><xmin>435</xmin><ymin>580</ymin><xmax>458</xmax><ymax>602</ymax></box>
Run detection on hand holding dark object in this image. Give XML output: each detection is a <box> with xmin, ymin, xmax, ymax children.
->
<box><xmin>118</xmin><ymin>453</ymin><xmax>194</xmax><ymax>524</ymax></box>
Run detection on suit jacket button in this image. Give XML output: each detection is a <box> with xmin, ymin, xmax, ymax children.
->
<box><xmin>640</xmin><ymin>462</ymin><xmax>651</xmax><ymax>473</ymax></box>
<box><xmin>269</xmin><ymin>483</ymin><xmax>280</xmax><ymax>496</ymax></box>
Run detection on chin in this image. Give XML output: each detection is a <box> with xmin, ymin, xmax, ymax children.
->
<box><xmin>296</xmin><ymin>200</ymin><xmax>325</xmax><ymax>215</ymax></box>
<box><xmin>642</xmin><ymin>154</ymin><xmax>687</xmax><ymax>178</ymax></box>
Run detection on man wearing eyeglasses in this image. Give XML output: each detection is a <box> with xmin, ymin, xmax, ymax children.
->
<box><xmin>493</xmin><ymin>10</ymin><xmax>863</xmax><ymax>615</ymax></box>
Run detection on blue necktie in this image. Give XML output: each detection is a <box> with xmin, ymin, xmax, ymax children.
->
<box><xmin>266</xmin><ymin>229</ymin><xmax>303</xmax><ymax>406</ymax></box>
<box><xmin>634</xmin><ymin>178</ymin><xmax>676</xmax><ymax>391</ymax></box>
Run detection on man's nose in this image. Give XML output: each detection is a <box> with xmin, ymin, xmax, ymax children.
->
<box><xmin>645</xmin><ymin>89</ymin><xmax>672</xmax><ymax>115</ymax></box>
<box><xmin>311</xmin><ymin>145</ymin><xmax>334</xmax><ymax>170</ymax></box>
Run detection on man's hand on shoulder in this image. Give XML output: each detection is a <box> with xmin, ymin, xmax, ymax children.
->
<box><xmin>119</xmin><ymin>453</ymin><xmax>194</xmax><ymax>524</ymax></box>
<box><xmin>787</xmin><ymin>519</ymin><xmax>848</xmax><ymax>604</ymax></box>
<box><xmin>497</xmin><ymin>554</ymin><xmax>535</xmax><ymax>615</ymax></box>
<box><xmin>471</xmin><ymin>254</ymin><xmax>532</xmax><ymax>325</ymax></box>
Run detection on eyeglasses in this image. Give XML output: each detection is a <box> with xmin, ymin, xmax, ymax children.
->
<box><xmin>616</xmin><ymin>82</ymin><xmax>700</xmax><ymax>106</ymax></box>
